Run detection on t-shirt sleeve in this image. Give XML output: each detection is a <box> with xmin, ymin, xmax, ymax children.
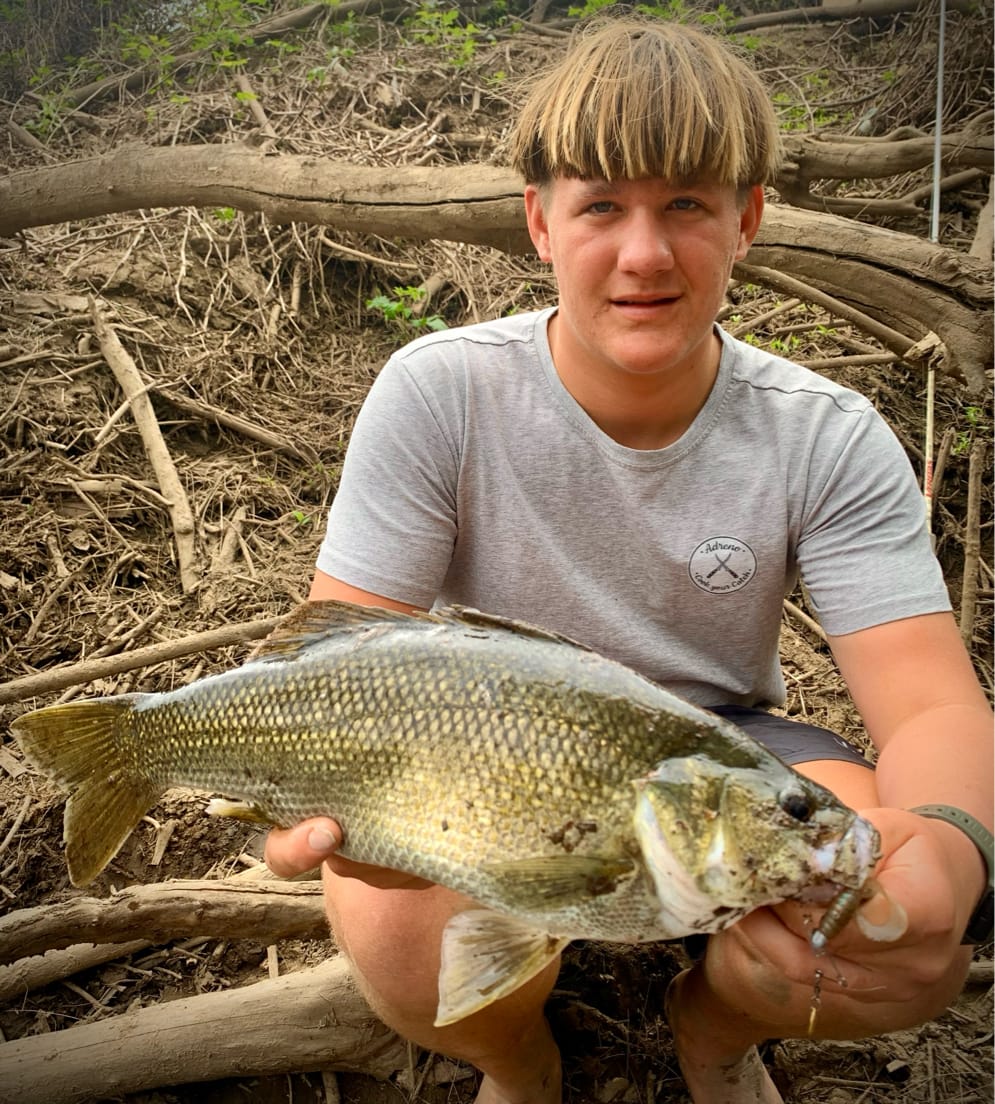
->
<box><xmin>796</xmin><ymin>405</ymin><xmax>951</xmax><ymax>635</ymax></box>
<box><xmin>315</xmin><ymin>355</ymin><xmax>461</xmax><ymax>608</ymax></box>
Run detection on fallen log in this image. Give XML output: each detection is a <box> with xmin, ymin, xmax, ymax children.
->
<box><xmin>738</xmin><ymin>204</ymin><xmax>992</xmax><ymax>391</ymax></box>
<box><xmin>0</xmin><ymin>147</ymin><xmax>989</xmax><ymax>389</ymax></box>
<box><xmin>0</xmin><ymin>880</ymin><xmax>327</xmax><ymax>965</ymax></box>
<box><xmin>0</xmin><ymin>954</ymin><xmax>408</xmax><ymax>1104</ymax></box>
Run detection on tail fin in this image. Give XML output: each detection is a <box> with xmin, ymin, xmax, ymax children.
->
<box><xmin>11</xmin><ymin>697</ymin><xmax>161</xmax><ymax>886</ymax></box>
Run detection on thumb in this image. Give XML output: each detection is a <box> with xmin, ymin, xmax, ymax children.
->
<box><xmin>264</xmin><ymin>817</ymin><xmax>343</xmax><ymax>878</ymax></box>
<box><xmin>855</xmin><ymin>881</ymin><xmax>909</xmax><ymax>943</ymax></box>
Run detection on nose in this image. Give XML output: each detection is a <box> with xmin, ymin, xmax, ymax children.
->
<box><xmin>616</xmin><ymin>211</ymin><xmax>675</xmax><ymax>275</ymax></box>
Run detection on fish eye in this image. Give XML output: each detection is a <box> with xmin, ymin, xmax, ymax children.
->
<box><xmin>779</xmin><ymin>789</ymin><xmax>814</xmax><ymax>822</ymax></box>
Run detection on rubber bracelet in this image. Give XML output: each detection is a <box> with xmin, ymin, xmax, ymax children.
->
<box><xmin>911</xmin><ymin>804</ymin><xmax>994</xmax><ymax>944</ymax></box>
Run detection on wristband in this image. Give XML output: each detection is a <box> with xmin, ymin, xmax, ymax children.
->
<box><xmin>912</xmin><ymin>804</ymin><xmax>994</xmax><ymax>945</ymax></box>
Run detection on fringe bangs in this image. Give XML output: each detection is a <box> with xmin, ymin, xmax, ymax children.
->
<box><xmin>510</xmin><ymin>20</ymin><xmax>780</xmax><ymax>187</ymax></box>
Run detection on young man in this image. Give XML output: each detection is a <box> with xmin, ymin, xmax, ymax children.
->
<box><xmin>265</xmin><ymin>19</ymin><xmax>993</xmax><ymax>1104</ymax></box>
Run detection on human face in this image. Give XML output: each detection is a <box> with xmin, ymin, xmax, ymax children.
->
<box><xmin>524</xmin><ymin>176</ymin><xmax>763</xmax><ymax>388</ymax></box>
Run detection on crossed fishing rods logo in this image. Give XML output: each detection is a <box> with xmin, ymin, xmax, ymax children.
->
<box><xmin>688</xmin><ymin>537</ymin><xmax>757</xmax><ymax>594</ymax></box>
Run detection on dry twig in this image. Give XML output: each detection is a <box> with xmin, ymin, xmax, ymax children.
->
<box><xmin>0</xmin><ymin>616</ymin><xmax>280</xmax><ymax>705</ymax></box>
<box><xmin>90</xmin><ymin>300</ymin><xmax>200</xmax><ymax>594</ymax></box>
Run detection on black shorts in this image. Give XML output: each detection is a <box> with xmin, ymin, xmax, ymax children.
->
<box><xmin>708</xmin><ymin>705</ymin><xmax>872</xmax><ymax>769</ymax></box>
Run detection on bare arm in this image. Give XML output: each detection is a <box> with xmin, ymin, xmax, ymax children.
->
<box><xmin>829</xmin><ymin>610</ymin><xmax>993</xmax><ymax>936</ymax></box>
<box><xmin>706</xmin><ymin>611</ymin><xmax>991</xmax><ymax>1036</ymax></box>
<box><xmin>306</xmin><ymin>569</ymin><xmax>424</xmax><ymax>612</ymax></box>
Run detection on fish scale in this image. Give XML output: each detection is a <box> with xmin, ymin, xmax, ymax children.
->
<box><xmin>11</xmin><ymin>599</ymin><xmax>880</xmax><ymax>1025</ymax></box>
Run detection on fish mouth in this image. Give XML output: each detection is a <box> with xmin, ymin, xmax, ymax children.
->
<box><xmin>806</xmin><ymin>813</ymin><xmax>880</xmax><ymax>899</ymax></box>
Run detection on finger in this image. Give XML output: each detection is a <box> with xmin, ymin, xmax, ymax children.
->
<box><xmin>855</xmin><ymin>882</ymin><xmax>909</xmax><ymax>943</ymax></box>
<box><xmin>264</xmin><ymin>817</ymin><xmax>342</xmax><ymax>878</ymax></box>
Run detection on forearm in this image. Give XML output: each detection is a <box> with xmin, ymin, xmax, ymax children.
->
<box><xmin>873</xmin><ymin>701</ymin><xmax>992</xmax><ymax>923</ymax></box>
<box><xmin>874</xmin><ymin>701</ymin><xmax>993</xmax><ymax>828</ymax></box>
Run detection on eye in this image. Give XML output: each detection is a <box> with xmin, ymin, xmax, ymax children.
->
<box><xmin>586</xmin><ymin>200</ymin><xmax>615</xmax><ymax>215</ymax></box>
<box><xmin>671</xmin><ymin>197</ymin><xmax>700</xmax><ymax>211</ymax></box>
<box><xmin>779</xmin><ymin>789</ymin><xmax>814</xmax><ymax>822</ymax></box>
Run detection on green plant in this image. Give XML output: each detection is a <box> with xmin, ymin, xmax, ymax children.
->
<box><xmin>366</xmin><ymin>287</ymin><xmax>448</xmax><ymax>333</ymax></box>
<box><xmin>768</xmin><ymin>334</ymin><xmax>801</xmax><ymax>354</ymax></box>
<box><xmin>24</xmin><ymin>88</ymin><xmax>68</xmax><ymax>140</ymax></box>
<box><xmin>409</xmin><ymin>3</ymin><xmax>484</xmax><ymax>68</ymax></box>
<box><xmin>188</xmin><ymin>0</ymin><xmax>265</xmax><ymax>67</ymax></box>
<box><xmin>773</xmin><ymin>70</ymin><xmax>853</xmax><ymax>133</ymax></box>
<box><xmin>952</xmin><ymin>405</ymin><xmax>991</xmax><ymax>456</ymax></box>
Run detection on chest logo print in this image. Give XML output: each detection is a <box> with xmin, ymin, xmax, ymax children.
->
<box><xmin>688</xmin><ymin>537</ymin><xmax>757</xmax><ymax>594</ymax></box>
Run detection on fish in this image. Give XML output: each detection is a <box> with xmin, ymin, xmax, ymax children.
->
<box><xmin>10</xmin><ymin>600</ymin><xmax>879</xmax><ymax>1026</ymax></box>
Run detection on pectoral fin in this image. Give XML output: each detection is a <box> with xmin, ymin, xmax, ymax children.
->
<box><xmin>435</xmin><ymin>910</ymin><xmax>569</xmax><ymax>1026</ymax></box>
<box><xmin>479</xmin><ymin>854</ymin><xmax>635</xmax><ymax>909</ymax></box>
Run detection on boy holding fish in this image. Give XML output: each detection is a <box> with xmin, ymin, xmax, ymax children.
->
<box><xmin>265</xmin><ymin>18</ymin><xmax>993</xmax><ymax>1104</ymax></box>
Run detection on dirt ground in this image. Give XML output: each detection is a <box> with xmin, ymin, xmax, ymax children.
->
<box><xmin>0</xmin><ymin>4</ymin><xmax>992</xmax><ymax>1102</ymax></box>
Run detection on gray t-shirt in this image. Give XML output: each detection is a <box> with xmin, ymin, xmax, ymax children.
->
<box><xmin>317</xmin><ymin>308</ymin><xmax>950</xmax><ymax>707</ymax></box>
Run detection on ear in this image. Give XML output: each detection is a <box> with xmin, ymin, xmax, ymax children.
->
<box><xmin>524</xmin><ymin>184</ymin><xmax>553</xmax><ymax>262</ymax></box>
<box><xmin>734</xmin><ymin>185</ymin><xmax>764</xmax><ymax>261</ymax></box>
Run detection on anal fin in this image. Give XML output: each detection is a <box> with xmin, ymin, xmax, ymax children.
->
<box><xmin>435</xmin><ymin>909</ymin><xmax>569</xmax><ymax>1026</ymax></box>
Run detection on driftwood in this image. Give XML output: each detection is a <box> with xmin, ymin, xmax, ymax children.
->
<box><xmin>0</xmin><ymin>148</ymin><xmax>990</xmax><ymax>389</ymax></box>
<box><xmin>0</xmin><ymin>880</ymin><xmax>328</xmax><ymax>965</ymax></box>
<box><xmin>739</xmin><ymin>204</ymin><xmax>991</xmax><ymax>391</ymax></box>
<box><xmin>0</xmin><ymin>953</ymin><xmax>408</xmax><ymax>1104</ymax></box>
<box><xmin>777</xmin><ymin>127</ymin><xmax>994</xmax><ymax>215</ymax></box>
<box><xmin>4</xmin><ymin>135</ymin><xmax>992</xmax><ymax>242</ymax></box>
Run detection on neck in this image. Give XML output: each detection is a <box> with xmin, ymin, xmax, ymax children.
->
<box><xmin>549</xmin><ymin>322</ymin><xmax>722</xmax><ymax>451</ymax></box>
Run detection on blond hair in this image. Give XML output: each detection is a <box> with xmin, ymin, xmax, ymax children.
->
<box><xmin>508</xmin><ymin>18</ymin><xmax>781</xmax><ymax>187</ymax></box>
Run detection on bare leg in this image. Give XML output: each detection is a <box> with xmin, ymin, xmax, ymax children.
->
<box><xmin>666</xmin><ymin>965</ymin><xmax>783</xmax><ymax>1104</ymax></box>
<box><xmin>323</xmin><ymin>868</ymin><xmax>561</xmax><ymax>1104</ymax></box>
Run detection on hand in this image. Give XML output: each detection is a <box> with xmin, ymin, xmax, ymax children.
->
<box><xmin>708</xmin><ymin>808</ymin><xmax>973</xmax><ymax>1029</ymax></box>
<box><xmin>263</xmin><ymin>817</ymin><xmax>434</xmax><ymax>890</ymax></box>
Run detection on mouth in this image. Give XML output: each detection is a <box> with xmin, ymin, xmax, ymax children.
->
<box><xmin>610</xmin><ymin>294</ymin><xmax>679</xmax><ymax>311</ymax></box>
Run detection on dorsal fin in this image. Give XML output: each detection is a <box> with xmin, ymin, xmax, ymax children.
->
<box><xmin>247</xmin><ymin>599</ymin><xmax>592</xmax><ymax>661</ymax></box>
<box><xmin>247</xmin><ymin>599</ymin><xmax>425</xmax><ymax>660</ymax></box>
<box><xmin>438</xmin><ymin>606</ymin><xmax>593</xmax><ymax>652</ymax></box>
